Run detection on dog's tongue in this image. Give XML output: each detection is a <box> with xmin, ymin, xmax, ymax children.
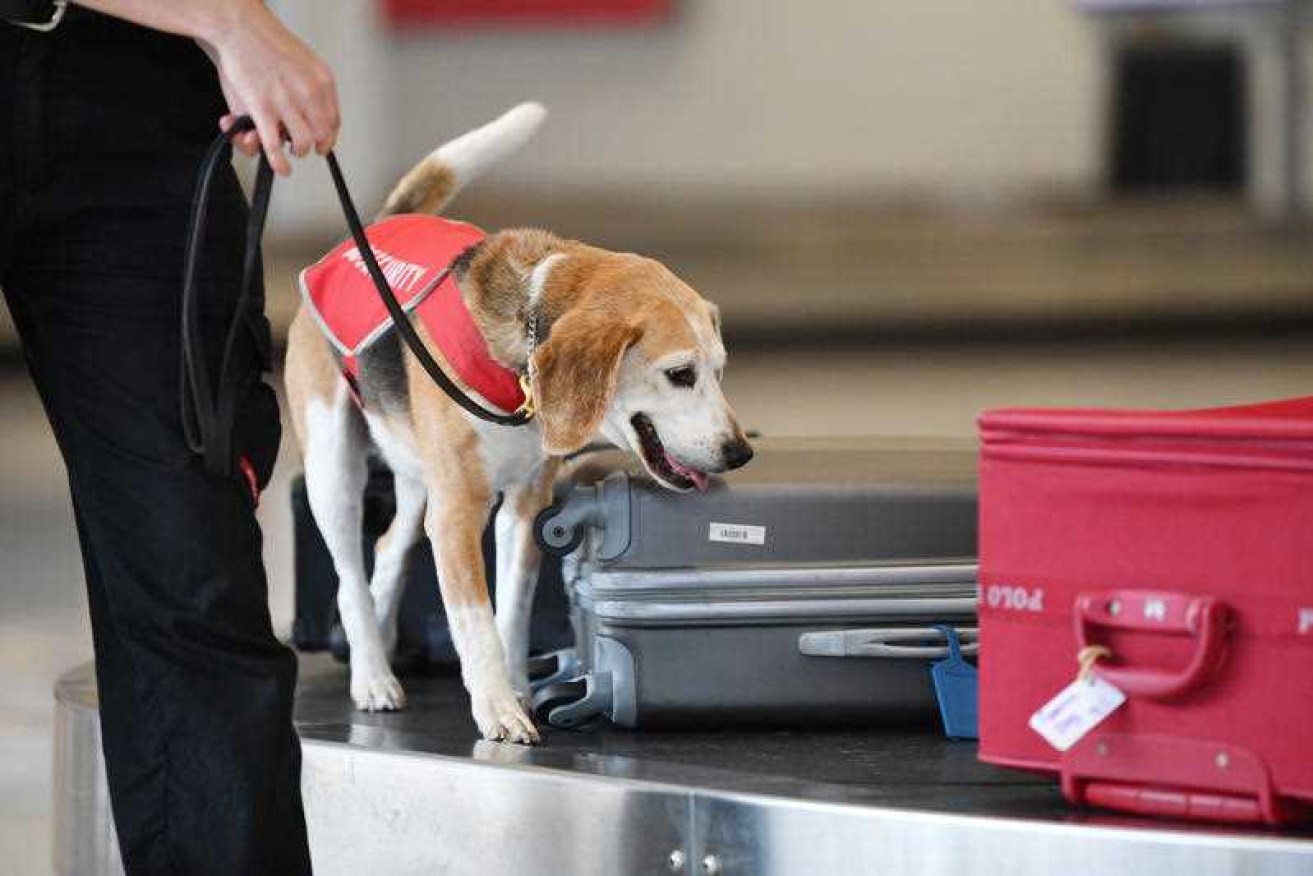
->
<box><xmin>665</xmin><ymin>452</ymin><xmax>709</xmax><ymax>492</ymax></box>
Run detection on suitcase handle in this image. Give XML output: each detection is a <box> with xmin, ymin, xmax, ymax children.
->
<box><xmin>1074</xmin><ymin>591</ymin><xmax>1231</xmax><ymax>699</ymax></box>
<box><xmin>1060</xmin><ymin>733</ymin><xmax>1288</xmax><ymax>825</ymax></box>
<box><xmin>799</xmin><ymin>626</ymin><xmax>979</xmax><ymax>659</ymax></box>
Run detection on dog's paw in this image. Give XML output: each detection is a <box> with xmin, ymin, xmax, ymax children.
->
<box><xmin>350</xmin><ymin>664</ymin><xmax>407</xmax><ymax>712</ymax></box>
<box><xmin>471</xmin><ymin>686</ymin><xmax>540</xmax><ymax>745</ymax></box>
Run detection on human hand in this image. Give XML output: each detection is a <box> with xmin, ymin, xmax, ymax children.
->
<box><xmin>200</xmin><ymin>1</ymin><xmax>340</xmax><ymax>175</ymax></box>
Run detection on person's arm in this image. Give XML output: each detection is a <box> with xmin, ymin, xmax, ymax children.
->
<box><xmin>73</xmin><ymin>0</ymin><xmax>339</xmax><ymax>175</ymax></box>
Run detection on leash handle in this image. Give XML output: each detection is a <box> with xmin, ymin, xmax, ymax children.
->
<box><xmin>322</xmin><ymin>152</ymin><xmax>532</xmax><ymax>427</ymax></box>
<box><xmin>179</xmin><ymin>116</ymin><xmax>273</xmax><ymax>476</ymax></box>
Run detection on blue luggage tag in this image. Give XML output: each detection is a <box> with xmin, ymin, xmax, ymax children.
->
<box><xmin>931</xmin><ymin>624</ymin><xmax>978</xmax><ymax>740</ymax></box>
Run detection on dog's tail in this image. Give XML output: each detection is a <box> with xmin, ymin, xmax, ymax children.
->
<box><xmin>376</xmin><ymin>102</ymin><xmax>547</xmax><ymax>220</ymax></box>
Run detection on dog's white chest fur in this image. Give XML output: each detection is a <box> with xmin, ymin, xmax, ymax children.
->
<box><xmin>361</xmin><ymin>406</ymin><xmax>548</xmax><ymax>494</ymax></box>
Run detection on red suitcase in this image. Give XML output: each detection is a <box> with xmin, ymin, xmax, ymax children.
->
<box><xmin>977</xmin><ymin>396</ymin><xmax>1313</xmax><ymax>825</ymax></box>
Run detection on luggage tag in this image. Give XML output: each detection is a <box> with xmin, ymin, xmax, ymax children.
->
<box><xmin>1028</xmin><ymin>646</ymin><xmax>1125</xmax><ymax>752</ymax></box>
<box><xmin>931</xmin><ymin>624</ymin><xmax>978</xmax><ymax>740</ymax></box>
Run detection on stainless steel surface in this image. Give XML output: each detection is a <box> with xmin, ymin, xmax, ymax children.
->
<box><xmin>55</xmin><ymin>657</ymin><xmax>1313</xmax><ymax>876</ymax></box>
<box><xmin>695</xmin><ymin>792</ymin><xmax>1313</xmax><ymax>876</ymax></box>
<box><xmin>302</xmin><ymin>741</ymin><xmax>686</xmax><ymax>876</ymax></box>
<box><xmin>52</xmin><ymin>670</ymin><xmax>122</xmax><ymax>876</ymax></box>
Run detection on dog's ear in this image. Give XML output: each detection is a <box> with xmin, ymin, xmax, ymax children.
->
<box><xmin>531</xmin><ymin>308</ymin><xmax>641</xmax><ymax>455</ymax></box>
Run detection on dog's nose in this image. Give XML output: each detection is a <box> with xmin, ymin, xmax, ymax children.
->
<box><xmin>720</xmin><ymin>437</ymin><xmax>754</xmax><ymax>470</ymax></box>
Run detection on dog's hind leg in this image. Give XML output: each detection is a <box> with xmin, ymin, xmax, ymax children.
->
<box><xmin>368</xmin><ymin>469</ymin><xmax>426</xmax><ymax>657</ymax></box>
<box><xmin>302</xmin><ymin>388</ymin><xmax>406</xmax><ymax>711</ymax></box>
<box><xmin>494</xmin><ymin>462</ymin><xmax>560</xmax><ymax>701</ymax></box>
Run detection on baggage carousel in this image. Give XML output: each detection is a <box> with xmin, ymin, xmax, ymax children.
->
<box><xmin>54</xmin><ymin>655</ymin><xmax>1313</xmax><ymax>876</ymax></box>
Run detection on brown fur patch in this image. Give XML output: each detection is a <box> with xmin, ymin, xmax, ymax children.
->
<box><xmin>456</xmin><ymin>229</ymin><xmax>567</xmax><ymax>364</ymax></box>
<box><xmin>284</xmin><ymin>305</ymin><xmax>349</xmax><ymax>453</ymax></box>
<box><xmin>460</xmin><ymin>233</ymin><xmax>713</xmax><ymax>359</ymax></box>
<box><xmin>404</xmin><ymin>323</ymin><xmax>495</xmax><ymax>608</ymax></box>
<box><xmin>377</xmin><ymin>160</ymin><xmax>458</xmax><ymax>220</ymax></box>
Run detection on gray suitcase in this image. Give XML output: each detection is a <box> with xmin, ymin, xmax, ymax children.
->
<box><xmin>531</xmin><ymin>438</ymin><xmax>980</xmax><ymax>729</ymax></box>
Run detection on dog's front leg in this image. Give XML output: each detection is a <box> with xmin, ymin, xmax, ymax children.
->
<box><xmin>426</xmin><ymin>494</ymin><xmax>540</xmax><ymax>744</ymax></box>
<box><xmin>494</xmin><ymin>463</ymin><xmax>561</xmax><ymax>701</ymax></box>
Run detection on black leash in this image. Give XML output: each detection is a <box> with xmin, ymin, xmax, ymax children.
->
<box><xmin>181</xmin><ymin>118</ymin><xmax>532</xmax><ymax>476</ymax></box>
<box><xmin>0</xmin><ymin>0</ymin><xmax>66</xmax><ymax>30</ymax></box>
<box><xmin>321</xmin><ymin>150</ymin><xmax>534</xmax><ymax>427</ymax></box>
<box><xmin>180</xmin><ymin>117</ymin><xmax>273</xmax><ymax>475</ymax></box>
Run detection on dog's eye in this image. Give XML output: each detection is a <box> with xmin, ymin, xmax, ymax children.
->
<box><xmin>665</xmin><ymin>366</ymin><xmax>697</xmax><ymax>388</ymax></box>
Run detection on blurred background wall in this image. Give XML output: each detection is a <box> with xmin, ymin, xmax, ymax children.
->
<box><xmin>272</xmin><ymin>0</ymin><xmax>1103</xmax><ymax>226</ymax></box>
<box><xmin>249</xmin><ymin>0</ymin><xmax>1313</xmax><ymax>342</ymax></box>
<box><xmin>4</xmin><ymin>0</ymin><xmax>1312</xmax><ymax>347</ymax></box>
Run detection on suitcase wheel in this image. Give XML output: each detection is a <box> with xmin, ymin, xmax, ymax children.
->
<box><xmin>534</xmin><ymin>503</ymin><xmax>584</xmax><ymax>557</ymax></box>
<box><xmin>532</xmin><ymin>679</ymin><xmax>590</xmax><ymax>728</ymax></box>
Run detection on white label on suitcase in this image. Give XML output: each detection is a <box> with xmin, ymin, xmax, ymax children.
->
<box><xmin>709</xmin><ymin>522</ymin><xmax>766</xmax><ymax>546</ymax></box>
<box><xmin>1028</xmin><ymin>676</ymin><xmax>1126</xmax><ymax>752</ymax></box>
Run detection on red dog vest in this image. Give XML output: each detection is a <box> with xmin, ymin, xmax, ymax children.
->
<box><xmin>298</xmin><ymin>215</ymin><xmax>527</xmax><ymax>413</ymax></box>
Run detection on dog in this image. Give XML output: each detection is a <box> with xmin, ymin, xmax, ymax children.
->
<box><xmin>285</xmin><ymin>103</ymin><xmax>753</xmax><ymax>743</ymax></box>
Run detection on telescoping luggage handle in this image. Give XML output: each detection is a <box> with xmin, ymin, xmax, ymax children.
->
<box><xmin>1075</xmin><ymin>590</ymin><xmax>1231</xmax><ymax>699</ymax></box>
<box><xmin>799</xmin><ymin>626</ymin><xmax>979</xmax><ymax>659</ymax></box>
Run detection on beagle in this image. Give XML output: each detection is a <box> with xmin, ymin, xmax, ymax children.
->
<box><xmin>285</xmin><ymin>104</ymin><xmax>753</xmax><ymax>742</ymax></box>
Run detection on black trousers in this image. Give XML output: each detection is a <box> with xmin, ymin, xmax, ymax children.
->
<box><xmin>1</xmin><ymin>14</ymin><xmax>310</xmax><ymax>876</ymax></box>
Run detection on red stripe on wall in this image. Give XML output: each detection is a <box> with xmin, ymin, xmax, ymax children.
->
<box><xmin>384</xmin><ymin>0</ymin><xmax>672</xmax><ymax>28</ymax></box>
